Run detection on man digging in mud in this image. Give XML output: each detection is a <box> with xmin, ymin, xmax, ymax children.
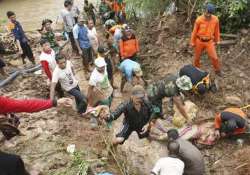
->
<box><xmin>87</xmin><ymin>52</ymin><xmax>113</xmax><ymax>108</ymax></box>
<box><xmin>50</xmin><ymin>55</ymin><xmax>87</xmax><ymax>115</ymax></box>
<box><xmin>190</xmin><ymin>3</ymin><xmax>222</xmax><ymax>76</ymax></box>
<box><xmin>119</xmin><ymin>58</ymin><xmax>144</xmax><ymax>92</ymax></box>
<box><xmin>214</xmin><ymin>107</ymin><xmax>250</xmax><ymax>138</ymax></box>
<box><xmin>0</xmin><ymin>96</ymin><xmax>72</xmax><ymax>175</ymax></box>
<box><xmin>100</xmin><ymin>85</ymin><xmax>160</xmax><ymax>146</ymax></box>
<box><xmin>167</xmin><ymin>129</ymin><xmax>205</xmax><ymax>175</ymax></box>
<box><xmin>179</xmin><ymin>64</ymin><xmax>217</xmax><ymax>95</ymax></box>
<box><xmin>146</xmin><ymin>74</ymin><xmax>192</xmax><ymax>120</ymax></box>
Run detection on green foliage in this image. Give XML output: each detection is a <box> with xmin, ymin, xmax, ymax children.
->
<box><xmin>125</xmin><ymin>0</ymin><xmax>169</xmax><ymax>19</ymax></box>
<box><xmin>50</xmin><ymin>151</ymin><xmax>89</xmax><ymax>175</ymax></box>
<box><xmin>125</xmin><ymin>0</ymin><xmax>250</xmax><ymax>32</ymax></box>
<box><xmin>71</xmin><ymin>151</ymin><xmax>89</xmax><ymax>175</ymax></box>
<box><xmin>209</xmin><ymin>0</ymin><xmax>250</xmax><ymax>32</ymax></box>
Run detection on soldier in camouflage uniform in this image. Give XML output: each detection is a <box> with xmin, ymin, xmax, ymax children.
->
<box><xmin>84</xmin><ymin>0</ymin><xmax>97</xmax><ymax>25</ymax></box>
<box><xmin>146</xmin><ymin>74</ymin><xmax>192</xmax><ymax>120</ymax></box>
<box><xmin>39</xmin><ymin>19</ymin><xmax>60</xmax><ymax>53</ymax></box>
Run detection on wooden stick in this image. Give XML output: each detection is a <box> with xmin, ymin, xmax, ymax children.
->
<box><xmin>235</xmin><ymin>163</ymin><xmax>248</xmax><ymax>170</ymax></box>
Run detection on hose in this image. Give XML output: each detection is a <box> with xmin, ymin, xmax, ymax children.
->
<box><xmin>0</xmin><ymin>64</ymin><xmax>41</xmax><ymax>88</ymax></box>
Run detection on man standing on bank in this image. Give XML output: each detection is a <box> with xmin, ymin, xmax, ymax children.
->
<box><xmin>190</xmin><ymin>3</ymin><xmax>221</xmax><ymax>76</ymax></box>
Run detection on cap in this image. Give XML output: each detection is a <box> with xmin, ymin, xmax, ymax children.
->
<box><xmin>206</xmin><ymin>3</ymin><xmax>215</xmax><ymax>14</ymax></box>
<box><xmin>95</xmin><ymin>58</ymin><xmax>107</xmax><ymax>68</ymax></box>
<box><xmin>133</xmin><ymin>66</ymin><xmax>143</xmax><ymax>77</ymax></box>
<box><xmin>176</xmin><ymin>75</ymin><xmax>192</xmax><ymax>91</ymax></box>
<box><xmin>131</xmin><ymin>85</ymin><xmax>145</xmax><ymax>98</ymax></box>
<box><xmin>104</xmin><ymin>19</ymin><xmax>116</xmax><ymax>27</ymax></box>
<box><xmin>42</xmin><ymin>19</ymin><xmax>53</xmax><ymax>26</ymax></box>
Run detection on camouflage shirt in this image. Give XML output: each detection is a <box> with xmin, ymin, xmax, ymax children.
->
<box><xmin>84</xmin><ymin>3</ymin><xmax>95</xmax><ymax>16</ymax></box>
<box><xmin>99</xmin><ymin>2</ymin><xmax>111</xmax><ymax>15</ymax></box>
<box><xmin>41</xmin><ymin>31</ymin><xmax>58</xmax><ymax>50</ymax></box>
<box><xmin>147</xmin><ymin>74</ymin><xmax>180</xmax><ymax>102</ymax></box>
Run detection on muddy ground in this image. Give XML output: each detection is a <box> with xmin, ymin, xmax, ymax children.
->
<box><xmin>0</xmin><ymin>11</ymin><xmax>250</xmax><ymax>175</ymax></box>
<box><xmin>137</xmin><ymin>14</ymin><xmax>250</xmax><ymax>175</ymax></box>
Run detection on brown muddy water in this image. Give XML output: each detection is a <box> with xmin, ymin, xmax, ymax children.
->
<box><xmin>0</xmin><ymin>0</ymin><xmax>97</xmax><ymax>31</ymax></box>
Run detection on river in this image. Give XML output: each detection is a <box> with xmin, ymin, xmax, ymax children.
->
<box><xmin>0</xmin><ymin>0</ymin><xmax>97</xmax><ymax>31</ymax></box>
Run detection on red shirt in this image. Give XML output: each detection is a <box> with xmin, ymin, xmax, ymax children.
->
<box><xmin>0</xmin><ymin>96</ymin><xmax>54</xmax><ymax>114</ymax></box>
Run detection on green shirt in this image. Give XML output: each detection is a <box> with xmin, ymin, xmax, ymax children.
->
<box><xmin>99</xmin><ymin>2</ymin><xmax>111</xmax><ymax>15</ymax></box>
<box><xmin>84</xmin><ymin>3</ymin><xmax>95</xmax><ymax>16</ymax></box>
<box><xmin>42</xmin><ymin>31</ymin><xmax>58</xmax><ymax>50</ymax></box>
<box><xmin>147</xmin><ymin>74</ymin><xmax>180</xmax><ymax>102</ymax></box>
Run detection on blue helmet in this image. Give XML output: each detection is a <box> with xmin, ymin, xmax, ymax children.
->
<box><xmin>206</xmin><ymin>3</ymin><xmax>215</xmax><ymax>14</ymax></box>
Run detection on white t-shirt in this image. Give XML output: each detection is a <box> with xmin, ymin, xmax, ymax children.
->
<box><xmin>61</xmin><ymin>9</ymin><xmax>75</xmax><ymax>32</ymax></box>
<box><xmin>89</xmin><ymin>59</ymin><xmax>113</xmax><ymax>99</ymax></box>
<box><xmin>39</xmin><ymin>49</ymin><xmax>57</xmax><ymax>72</ymax></box>
<box><xmin>151</xmin><ymin>157</ymin><xmax>184</xmax><ymax>175</ymax></box>
<box><xmin>52</xmin><ymin>60</ymin><xmax>78</xmax><ymax>91</ymax></box>
<box><xmin>87</xmin><ymin>27</ymin><xmax>98</xmax><ymax>51</ymax></box>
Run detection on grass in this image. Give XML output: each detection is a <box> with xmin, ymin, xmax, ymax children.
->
<box><xmin>50</xmin><ymin>151</ymin><xmax>90</xmax><ymax>175</ymax></box>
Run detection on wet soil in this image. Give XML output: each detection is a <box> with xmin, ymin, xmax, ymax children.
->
<box><xmin>137</xmin><ymin>14</ymin><xmax>250</xmax><ymax>175</ymax></box>
<box><xmin>0</xmin><ymin>1</ymin><xmax>250</xmax><ymax>174</ymax></box>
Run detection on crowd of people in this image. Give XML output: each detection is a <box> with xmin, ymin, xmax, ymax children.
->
<box><xmin>0</xmin><ymin>0</ymin><xmax>249</xmax><ymax>175</ymax></box>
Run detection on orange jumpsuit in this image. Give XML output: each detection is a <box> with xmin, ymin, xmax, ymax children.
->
<box><xmin>191</xmin><ymin>15</ymin><xmax>221</xmax><ymax>71</ymax></box>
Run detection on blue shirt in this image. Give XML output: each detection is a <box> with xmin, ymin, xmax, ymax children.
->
<box><xmin>119</xmin><ymin>59</ymin><xmax>140</xmax><ymax>82</ymax></box>
<box><xmin>73</xmin><ymin>24</ymin><xmax>91</xmax><ymax>49</ymax></box>
<box><xmin>9</xmin><ymin>21</ymin><xmax>27</xmax><ymax>43</ymax></box>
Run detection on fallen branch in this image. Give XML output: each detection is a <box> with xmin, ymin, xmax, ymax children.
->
<box><xmin>234</xmin><ymin>163</ymin><xmax>248</xmax><ymax>170</ymax></box>
<box><xmin>219</xmin><ymin>40</ymin><xmax>237</xmax><ymax>46</ymax></box>
<box><xmin>221</xmin><ymin>33</ymin><xmax>238</xmax><ymax>38</ymax></box>
<box><xmin>235</xmin><ymin>49</ymin><xmax>246</xmax><ymax>60</ymax></box>
<box><xmin>98</xmin><ymin>126</ymin><xmax>127</xmax><ymax>175</ymax></box>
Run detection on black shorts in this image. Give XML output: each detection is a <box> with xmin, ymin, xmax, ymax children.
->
<box><xmin>116</xmin><ymin>122</ymin><xmax>149</xmax><ymax>144</ymax></box>
<box><xmin>0</xmin><ymin>58</ymin><xmax>6</xmax><ymax>68</ymax></box>
<box><xmin>20</xmin><ymin>42</ymin><xmax>34</xmax><ymax>60</ymax></box>
<box><xmin>82</xmin><ymin>47</ymin><xmax>93</xmax><ymax>64</ymax></box>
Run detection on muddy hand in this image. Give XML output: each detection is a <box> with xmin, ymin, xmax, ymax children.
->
<box><xmin>99</xmin><ymin>106</ymin><xmax>110</xmax><ymax>121</ymax></box>
<box><xmin>140</xmin><ymin>123</ymin><xmax>150</xmax><ymax>135</ymax></box>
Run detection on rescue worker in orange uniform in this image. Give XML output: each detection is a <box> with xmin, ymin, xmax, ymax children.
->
<box><xmin>119</xmin><ymin>26</ymin><xmax>139</xmax><ymax>62</ymax></box>
<box><xmin>112</xmin><ymin>0</ymin><xmax>126</xmax><ymax>23</ymax></box>
<box><xmin>214</xmin><ymin>108</ymin><xmax>249</xmax><ymax>138</ymax></box>
<box><xmin>190</xmin><ymin>3</ymin><xmax>221</xmax><ymax>75</ymax></box>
